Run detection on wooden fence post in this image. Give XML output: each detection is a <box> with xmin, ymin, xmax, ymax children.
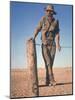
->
<box><xmin>27</xmin><ymin>38</ymin><xmax>39</xmax><ymax>97</ymax></box>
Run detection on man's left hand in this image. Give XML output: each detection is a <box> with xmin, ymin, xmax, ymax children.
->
<box><xmin>56</xmin><ymin>44</ymin><xmax>61</xmax><ymax>52</ymax></box>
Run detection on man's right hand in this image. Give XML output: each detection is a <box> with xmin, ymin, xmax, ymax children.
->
<box><xmin>33</xmin><ymin>37</ymin><xmax>36</xmax><ymax>43</ymax></box>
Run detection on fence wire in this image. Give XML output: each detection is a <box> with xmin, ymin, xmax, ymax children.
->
<box><xmin>35</xmin><ymin>43</ymin><xmax>72</xmax><ymax>48</ymax></box>
<box><xmin>35</xmin><ymin>43</ymin><xmax>72</xmax><ymax>68</ymax></box>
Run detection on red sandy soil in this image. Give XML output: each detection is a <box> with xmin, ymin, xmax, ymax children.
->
<box><xmin>10</xmin><ymin>67</ymin><xmax>72</xmax><ymax>98</ymax></box>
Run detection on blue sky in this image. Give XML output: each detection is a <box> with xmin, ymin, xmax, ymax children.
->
<box><xmin>10</xmin><ymin>2</ymin><xmax>73</xmax><ymax>69</ymax></box>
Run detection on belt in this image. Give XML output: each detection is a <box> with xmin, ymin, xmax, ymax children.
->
<box><xmin>42</xmin><ymin>39</ymin><xmax>55</xmax><ymax>45</ymax></box>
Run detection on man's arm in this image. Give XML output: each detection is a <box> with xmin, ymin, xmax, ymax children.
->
<box><xmin>34</xmin><ymin>17</ymin><xmax>43</xmax><ymax>40</ymax></box>
<box><xmin>55</xmin><ymin>20</ymin><xmax>61</xmax><ymax>51</ymax></box>
<box><xmin>55</xmin><ymin>33</ymin><xmax>61</xmax><ymax>51</ymax></box>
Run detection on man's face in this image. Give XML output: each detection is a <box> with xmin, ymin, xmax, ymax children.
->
<box><xmin>45</xmin><ymin>10</ymin><xmax>53</xmax><ymax>17</ymax></box>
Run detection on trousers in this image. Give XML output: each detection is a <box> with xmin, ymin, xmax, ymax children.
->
<box><xmin>41</xmin><ymin>43</ymin><xmax>56</xmax><ymax>83</ymax></box>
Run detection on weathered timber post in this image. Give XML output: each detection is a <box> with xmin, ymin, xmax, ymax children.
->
<box><xmin>27</xmin><ymin>38</ymin><xmax>39</xmax><ymax>97</ymax></box>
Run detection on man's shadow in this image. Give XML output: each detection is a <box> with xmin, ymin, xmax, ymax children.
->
<box><xmin>39</xmin><ymin>82</ymin><xmax>72</xmax><ymax>87</ymax></box>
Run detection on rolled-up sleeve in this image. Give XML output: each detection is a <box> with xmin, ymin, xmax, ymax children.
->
<box><xmin>34</xmin><ymin>17</ymin><xmax>43</xmax><ymax>38</ymax></box>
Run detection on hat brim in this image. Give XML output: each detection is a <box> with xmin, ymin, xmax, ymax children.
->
<box><xmin>44</xmin><ymin>7</ymin><xmax>56</xmax><ymax>15</ymax></box>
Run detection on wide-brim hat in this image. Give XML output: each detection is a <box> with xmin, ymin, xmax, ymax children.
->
<box><xmin>44</xmin><ymin>4</ymin><xmax>56</xmax><ymax>15</ymax></box>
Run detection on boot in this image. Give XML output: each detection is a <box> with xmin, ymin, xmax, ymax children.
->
<box><xmin>49</xmin><ymin>80</ymin><xmax>56</xmax><ymax>86</ymax></box>
<box><xmin>49</xmin><ymin>73</ymin><xmax>56</xmax><ymax>86</ymax></box>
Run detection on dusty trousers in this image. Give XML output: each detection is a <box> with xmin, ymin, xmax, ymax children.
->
<box><xmin>41</xmin><ymin>43</ymin><xmax>56</xmax><ymax>84</ymax></box>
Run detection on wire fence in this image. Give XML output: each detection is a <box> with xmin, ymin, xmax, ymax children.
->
<box><xmin>35</xmin><ymin>43</ymin><xmax>72</xmax><ymax>68</ymax></box>
<box><xmin>35</xmin><ymin>43</ymin><xmax>72</xmax><ymax>48</ymax></box>
<box><xmin>11</xmin><ymin>42</ymin><xmax>73</xmax><ymax>97</ymax></box>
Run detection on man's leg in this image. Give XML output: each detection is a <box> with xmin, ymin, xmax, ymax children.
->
<box><xmin>41</xmin><ymin>44</ymin><xmax>50</xmax><ymax>85</ymax></box>
<box><xmin>48</xmin><ymin>45</ymin><xmax>56</xmax><ymax>86</ymax></box>
<box><xmin>45</xmin><ymin>63</ymin><xmax>50</xmax><ymax>85</ymax></box>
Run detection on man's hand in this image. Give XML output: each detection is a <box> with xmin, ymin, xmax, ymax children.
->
<box><xmin>56</xmin><ymin>44</ymin><xmax>61</xmax><ymax>51</ymax></box>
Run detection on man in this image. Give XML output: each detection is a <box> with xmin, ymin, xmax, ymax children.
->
<box><xmin>33</xmin><ymin>4</ymin><xmax>61</xmax><ymax>86</ymax></box>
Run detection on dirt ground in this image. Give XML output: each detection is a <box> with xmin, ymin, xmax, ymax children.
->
<box><xmin>10</xmin><ymin>67</ymin><xmax>73</xmax><ymax>98</ymax></box>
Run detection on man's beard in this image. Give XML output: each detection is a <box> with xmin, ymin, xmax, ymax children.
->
<box><xmin>49</xmin><ymin>14</ymin><xmax>53</xmax><ymax>17</ymax></box>
<box><xmin>47</xmin><ymin>14</ymin><xmax>53</xmax><ymax>22</ymax></box>
<box><xmin>48</xmin><ymin>14</ymin><xmax>53</xmax><ymax>19</ymax></box>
